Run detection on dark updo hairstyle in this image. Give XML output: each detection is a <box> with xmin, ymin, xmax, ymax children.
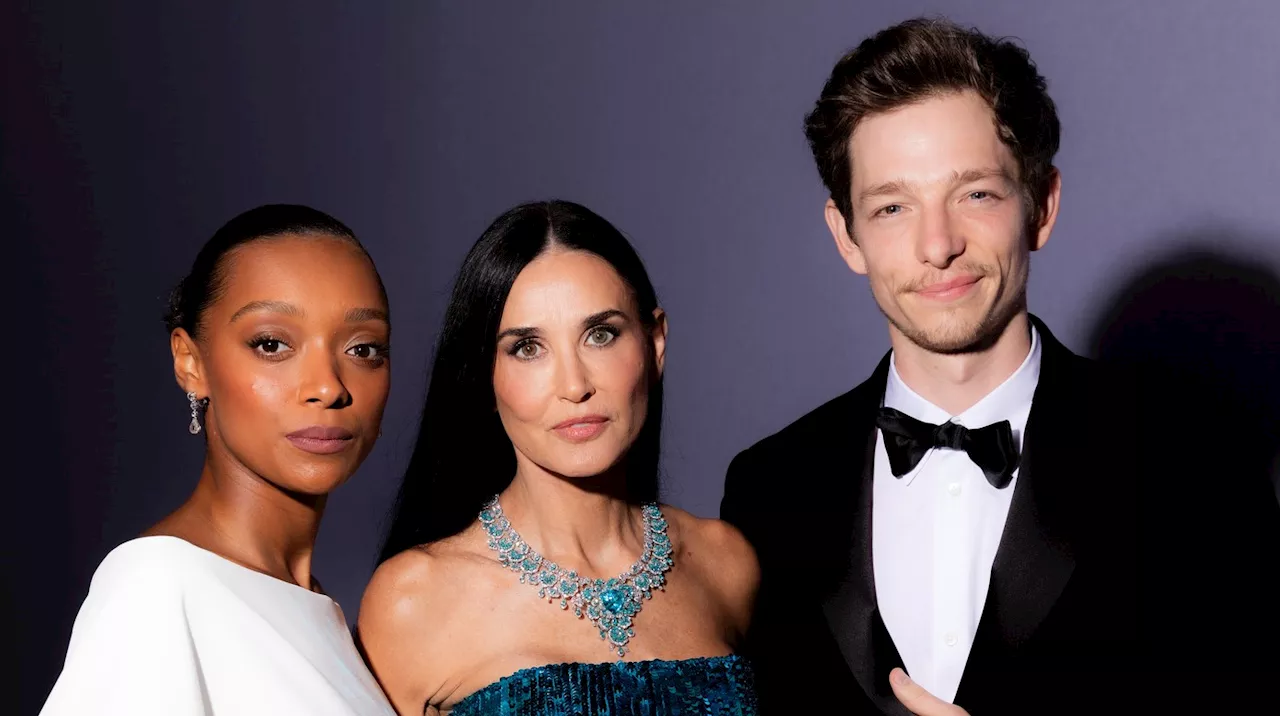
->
<box><xmin>164</xmin><ymin>204</ymin><xmax>378</xmax><ymax>339</ymax></box>
<box><xmin>378</xmin><ymin>200</ymin><xmax>663</xmax><ymax>563</ymax></box>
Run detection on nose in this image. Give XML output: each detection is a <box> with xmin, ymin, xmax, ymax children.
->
<box><xmin>916</xmin><ymin>204</ymin><xmax>966</xmax><ymax>269</ymax></box>
<box><xmin>556</xmin><ymin>349</ymin><xmax>595</xmax><ymax>404</ymax></box>
<box><xmin>298</xmin><ymin>347</ymin><xmax>352</xmax><ymax>409</ymax></box>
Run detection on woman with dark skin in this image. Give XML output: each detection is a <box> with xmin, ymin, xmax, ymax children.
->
<box><xmin>42</xmin><ymin>205</ymin><xmax>396</xmax><ymax>716</ymax></box>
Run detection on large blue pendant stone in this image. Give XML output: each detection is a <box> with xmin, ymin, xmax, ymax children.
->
<box><xmin>600</xmin><ymin>586</ymin><xmax>629</xmax><ymax>614</ymax></box>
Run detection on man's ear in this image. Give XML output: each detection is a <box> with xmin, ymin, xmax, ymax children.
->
<box><xmin>1031</xmin><ymin>168</ymin><xmax>1061</xmax><ymax>252</ymax></box>
<box><xmin>825</xmin><ymin>199</ymin><xmax>868</xmax><ymax>275</ymax></box>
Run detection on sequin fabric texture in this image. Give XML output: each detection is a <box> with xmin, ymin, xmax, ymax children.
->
<box><xmin>449</xmin><ymin>655</ymin><xmax>757</xmax><ymax>716</ymax></box>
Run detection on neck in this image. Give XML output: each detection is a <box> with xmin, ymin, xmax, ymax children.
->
<box><xmin>498</xmin><ymin>459</ymin><xmax>643</xmax><ymax>578</ymax></box>
<box><xmin>890</xmin><ymin>312</ymin><xmax>1034</xmax><ymax>416</ymax></box>
<box><xmin>177</xmin><ymin>448</ymin><xmax>326</xmax><ymax>591</ymax></box>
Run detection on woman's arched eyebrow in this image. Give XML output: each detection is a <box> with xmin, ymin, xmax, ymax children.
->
<box><xmin>229</xmin><ymin>300</ymin><xmax>301</xmax><ymax>323</ymax></box>
<box><xmin>581</xmin><ymin>309</ymin><xmax>626</xmax><ymax>328</ymax></box>
<box><xmin>345</xmin><ymin>307</ymin><xmax>388</xmax><ymax>324</ymax></box>
<box><xmin>228</xmin><ymin>302</ymin><xmax>387</xmax><ymax>324</ymax></box>
<box><xmin>497</xmin><ymin>309</ymin><xmax>627</xmax><ymax>341</ymax></box>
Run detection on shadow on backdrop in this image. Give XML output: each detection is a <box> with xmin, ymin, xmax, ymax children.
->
<box><xmin>1087</xmin><ymin>233</ymin><xmax>1280</xmax><ymax>501</ymax></box>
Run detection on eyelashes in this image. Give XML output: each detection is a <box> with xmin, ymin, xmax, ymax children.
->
<box><xmin>245</xmin><ymin>333</ymin><xmax>390</xmax><ymax>365</ymax></box>
<box><xmin>347</xmin><ymin>341</ymin><xmax>391</xmax><ymax>364</ymax></box>
<box><xmin>869</xmin><ymin>190</ymin><xmax>1006</xmax><ymax>219</ymax></box>
<box><xmin>248</xmin><ymin>334</ymin><xmax>291</xmax><ymax>361</ymax></box>
<box><xmin>509</xmin><ymin>339</ymin><xmax>539</xmax><ymax>360</ymax></box>
<box><xmin>507</xmin><ymin>324</ymin><xmax>622</xmax><ymax>361</ymax></box>
<box><xmin>585</xmin><ymin>325</ymin><xmax>620</xmax><ymax>346</ymax></box>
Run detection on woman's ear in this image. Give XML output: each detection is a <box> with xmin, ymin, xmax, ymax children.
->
<box><xmin>650</xmin><ymin>308</ymin><xmax>668</xmax><ymax>377</ymax></box>
<box><xmin>171</xmin><ymin>328</ymin><xmax>207</xmax><ymax>397</ymax></box>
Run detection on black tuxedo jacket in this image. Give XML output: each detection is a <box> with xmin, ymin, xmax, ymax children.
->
<box><xmin>721</xmin><ymin>317</ymin><xmax>1280</xmax><ymax>715</ymax></box>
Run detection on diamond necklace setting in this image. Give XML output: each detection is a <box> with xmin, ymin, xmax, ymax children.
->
<box><xmin>479</xmin><ymin>496</ymin><xmax>674</xmax><ymax>658</ymax></box>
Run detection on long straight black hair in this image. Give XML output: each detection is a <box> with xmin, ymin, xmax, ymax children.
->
<box><xmin>378</xmin><ymin>200</ymin><xmax>664</xmax><ymax>563</ymax></box>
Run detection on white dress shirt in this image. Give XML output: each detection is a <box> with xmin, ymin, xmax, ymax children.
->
<box><xmin>872</xmin><ymin>327</ymin><xmax>1042</xmax><ymax>703</ymax></box>
<box><xmin>41</xmin><ymin>536</ymin><xmax>395</xmax><ymax>716</ymax></box>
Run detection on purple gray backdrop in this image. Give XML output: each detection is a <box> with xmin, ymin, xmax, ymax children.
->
<box><xmin>4</xmin><ymin>1</ymin><xmax>1278</xmax><ymax>713</ymax></box>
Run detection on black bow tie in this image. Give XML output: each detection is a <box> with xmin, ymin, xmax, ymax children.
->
<box><xmin>875</xmin><ymin>407</ymin><xmax>1020</xmax><ymax>489</ymax></box>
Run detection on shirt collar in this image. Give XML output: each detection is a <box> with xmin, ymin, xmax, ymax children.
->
<box><xmin>884</xmin><ymin>324</ymin><xmax>1042</xmax><ymax>437</ymax></box>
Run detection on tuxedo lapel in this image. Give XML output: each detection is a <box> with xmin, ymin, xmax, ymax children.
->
<box><xmin>819</xmin><ymin>318</ymin><xmax>1086</xmax><ymax>709</ymax></box>
<box><xmin>821</xmin><ymin>354</ymin><xmax>912</xmax><ymax>715</ymax></box>
<box><xmin>962</xmin><ymin>317</ymin><xmax>1080</xmax><ymax>681</ymax></box>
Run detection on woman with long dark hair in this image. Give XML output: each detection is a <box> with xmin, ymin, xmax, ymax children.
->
<box><xmin>359</xmin><ymin>200</ymin><xmax>759</xmax><ymax>715</ymax></box>
<box><xmin>41</xmin><ymin>205</ymin><xmax>396</xmax><ymax>715</ymax></box>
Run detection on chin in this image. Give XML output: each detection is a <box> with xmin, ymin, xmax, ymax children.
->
<box><xmin>275</xmin><ymin>465</ymin><xmax>354</xmax><ymax>497</ymax></box>
<box><xmin>279</xmin><ymin>481</ymin><xmax>347</xmax><ymax>499</ymax></box>
<box><xmin>895</xmin><ymin>307</ymin><xmax>1007</xmax><ymax>355</ymax></box>
<box><xmin>551</xmin><ymin>460</ymin><xmax>619</xmax><ymax>480</ymax></box>
<box><xmin>543</xmin><ymin>445</ymin><xmax>629</xmax><ymax>480</ymax></box>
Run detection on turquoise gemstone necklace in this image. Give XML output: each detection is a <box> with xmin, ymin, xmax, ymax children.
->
<box><xmin>479</xmin><ymin>496</ymin><xmax>674</xmax><ymax>658</ymax></box>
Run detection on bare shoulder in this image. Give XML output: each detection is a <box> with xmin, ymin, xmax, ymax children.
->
<box><xmin>663</xmin><ymin>506</ymin><xmax>757</xmax><ymax>569</ymax></box>
<box><xmin>358</xmin><ymin>530</ymin><xmax>489</xmax><ymax>714</ymax></box>
<box><xmin>661</xmin><ymin>505</ymin><xmax>760</xmax><ymax>633</ymax></box>
<box><xmin>357</xmin><ymin>547</ymin><xmax>439</xmax><ymax>660</ymax></box>
<box><xmin>359</xmin><ymin>531</ymin><xmax>484</xmax><ymax>639</ymax></box>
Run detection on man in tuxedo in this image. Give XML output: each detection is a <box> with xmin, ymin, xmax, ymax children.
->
<box><xmin>720</xmin><ymin>17</ymin><xmax>1280</xmax><ymax>716</ymax></box>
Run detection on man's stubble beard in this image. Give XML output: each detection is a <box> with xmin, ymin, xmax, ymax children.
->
<box><xmin>878</xmin><ymin>261</ymin><xmax>1030</xmax><ymax>356</ymax></box>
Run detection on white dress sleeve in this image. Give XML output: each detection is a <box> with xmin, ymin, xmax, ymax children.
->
<box><xmin>39</xmin><ymin>542</ymin><xmax>212</xmax><ymax>716</ymax></box>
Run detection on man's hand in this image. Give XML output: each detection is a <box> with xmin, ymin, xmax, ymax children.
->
<box><xmin>890</xmin><ymin>668</ymin><xmax>971</xmax><ymax>716</ymax></box>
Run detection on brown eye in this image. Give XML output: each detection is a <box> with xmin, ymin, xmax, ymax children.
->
<box><xmin>347</xmin><ymin>343</ymin><xmax>386</xmax><ymax>360</ymax></box>
<box><xmin>248</xmin><ymin>336</ymin><xmax>291</xmax><ymax>358</ymax></box>
<box><xmin>512</xmin><ymin>341</ymin><xmax>543</xmax><ymax>360</ymax></box>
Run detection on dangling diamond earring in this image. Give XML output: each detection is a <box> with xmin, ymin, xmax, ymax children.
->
<box><xmin>187</xmin><ymin>391</ymin><xmax>204</xmax><ymax>435</ymax></box>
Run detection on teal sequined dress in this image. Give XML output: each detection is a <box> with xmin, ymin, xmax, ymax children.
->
<box><xmin>449</xmin><ymin>655</ymin><xmax>757</xmax><ymax>716</ymax></box>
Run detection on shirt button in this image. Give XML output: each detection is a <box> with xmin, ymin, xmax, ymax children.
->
<box><xmin>944</xmin><ymin>633</ymin><xmax>958</xmax><ymax>647</ymax></box>
<box><xmin>948</xmin><ymin>482</ymin><xmax>962</xmax><ymax>496</ymax></box>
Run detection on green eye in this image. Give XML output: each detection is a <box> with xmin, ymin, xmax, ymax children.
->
<box><xmin>587</xmin><ymin>327</ymin><xmax>618</xmax><ymax>346</ymax></box>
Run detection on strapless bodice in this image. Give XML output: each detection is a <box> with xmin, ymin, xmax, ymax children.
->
<box><xmin>449</xmin><ymin>654</ymin><xmax>757</xmax><ymax>716</ymax></box>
